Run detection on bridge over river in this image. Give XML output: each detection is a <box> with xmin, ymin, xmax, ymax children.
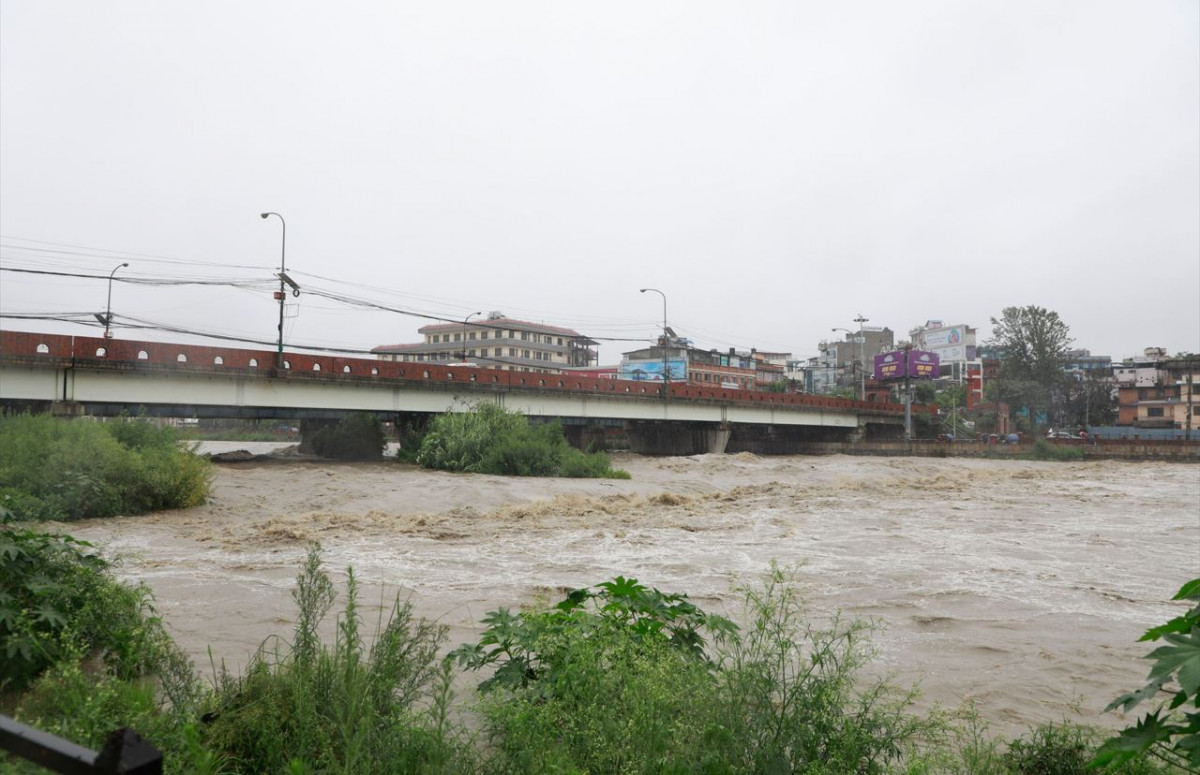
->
<box><xmin>0</xmin><ymin>330</ymin><xmax>917</xmax><ymax>454</ymax></box>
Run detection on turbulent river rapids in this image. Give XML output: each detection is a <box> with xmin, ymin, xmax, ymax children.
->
<box><xmin>61</xmin><ymin>446</ymin><xmax>1199</xmax><ymax>739</ymax></box>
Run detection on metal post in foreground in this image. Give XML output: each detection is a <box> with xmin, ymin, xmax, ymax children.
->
<box><xmin>0</xmin><ymin>714</ymin><xmax>162</xmax><ymax>774</ymax></box>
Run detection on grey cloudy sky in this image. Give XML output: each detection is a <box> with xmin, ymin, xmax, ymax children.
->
<box><xmin>2</xmin><ymin>1</ymin><xmax>1197</xmax><ymax>363</ymax></box>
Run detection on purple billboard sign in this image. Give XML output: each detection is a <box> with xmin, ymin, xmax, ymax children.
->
<box><xmin>906</xmin><ymin>350</ymin><xmax>940</xmax><ymax>378</ymax></box>
<box><xmin>874</xmin><ymin>351</ymin><xmax>905</xmax><ymax>381</ymax></box>
<box><xmin>874</xmin><ymin>349</ymin><xmax>941</xmax><ymax>380</ymax></box>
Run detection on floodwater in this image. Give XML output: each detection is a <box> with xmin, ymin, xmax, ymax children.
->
<box><xmin>62</xmin><ymin>447</ymin><xmax>1199</xmax><ymax>739</ymax></box>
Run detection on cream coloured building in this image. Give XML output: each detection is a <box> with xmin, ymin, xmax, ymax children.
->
<box><xmin>371</xmin><ymin>311</ymin><xmax>597</xmax><ymax>374</ymax></box>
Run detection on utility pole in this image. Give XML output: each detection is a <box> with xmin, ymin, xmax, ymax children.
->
<box><xmin>903</xmin><ymin>342</ymin><xmax>913</xmax><ymax>441</ymax></box>
<box><xmin>640</xmin><ymin>288</ymin><xmax>668</xmax><ymax>399</ymax></box>
<box><xmin>853</xmin><ymin>314</ymin><xmax>869</xmax><ymax>401</ymax></box>
<box><xmin>101</xmin><ymin>262</ymin><xmax>129</xmax><ymax>339</ymax></box>
<box><xmin>260</xmin><ymin>212</ymin><xmax>294</xmax><ymax>368</ymax></box>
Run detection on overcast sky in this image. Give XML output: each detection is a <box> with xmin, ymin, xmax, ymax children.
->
<box><xmin>2</xmin><ymin>1</ymin><xmax>1197</xmax><ymax>363</ymax></box>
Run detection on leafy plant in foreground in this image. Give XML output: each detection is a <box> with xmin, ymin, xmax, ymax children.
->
<box><xmin>450</xmin><ymin>575</ymin><xmax>737</xmax><ymax>693</ymax></box>
<box><xmin>1092</xmin><ymin>578</ymin><xmax>1200</xmax><ymax>772</ymax></box>
<box><xmin>0</xmin><ymin>516</ymin><xmax>195</xmax><ymax>702</ymax></box>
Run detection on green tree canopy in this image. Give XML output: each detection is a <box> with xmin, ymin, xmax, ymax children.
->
<box><xmin>988</xmin><ymin>305</ymin><xmax>1073</xmax><ymax>421</ymax></box>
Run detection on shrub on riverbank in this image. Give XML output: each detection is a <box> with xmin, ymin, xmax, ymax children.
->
<box><xmin>1029</xmin><ymin>438</ymin><xmax>1089</xmax><ymax>461</ymax></box>
<box><xmin>0</xmin><ymin>518</ymin><xmax>198</xmax><ymax>699</ymax></box>
<box><xmin>414</xmin><ymin>404</ymin><xmax>629</xmax><ymax>478</ymax></box>
<box><xmin>455</xmin><ymin>567</ymin><xmax>938</xmax><ymax>773</ymax></box>
<box><xmin>307</xmin><ymin>412</ymin><xmax>386</xmax><ymax>460</ymax></box>
<box><xmin>0</xmin><ymin>412</ymin><xmax>211</xmax><ymax>521</ymax></box>
<box><xmin>199</xmin><ymin>547</ymin><xmax>475</xmax><ymax>773</ymax></box>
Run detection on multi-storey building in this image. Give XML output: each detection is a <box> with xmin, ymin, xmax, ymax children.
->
<box><xmin>371</xmin><ymin>311</ymin><xmax>598</xmax><ymax>374</ymax></box>
<box><xmin>1116</xmin><ymin>353</ymin><xmax>1199</xmax><ymax>430</ymax></box>
<box><xmin>815</xmin><ymin>327</ymin><xmax>894</xmax><ymax>394</ymax></box>
<box><xmin>619</xmin><ymin>339</ymin><xmax>784</xmax><ymax>391</ymax></box>
<box><xmin>908</xmin><ymin>321</ymin><xmax>978</xmax><ymax>379</ymax></box>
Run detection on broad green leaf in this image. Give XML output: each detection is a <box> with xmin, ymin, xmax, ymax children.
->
<box><xmin>1174</xmin><ymin>578</ymin><xmax>1200</xmax><ymax>602</ymax></box>
<box><xmin>1103</xmin><ymin>680</ymin><xmax>1164</xmax><ymax>714</ymax></box>
<box><xmin>1146</xmin><ymin>628</ymin><xmax>1200</xmax><ymax>697</ymax></box>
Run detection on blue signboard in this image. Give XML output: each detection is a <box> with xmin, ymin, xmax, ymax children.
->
<box><xmin>619</xmin><ymin>359</ymin><xmax>687</xmax><ymax>382</ymax></box>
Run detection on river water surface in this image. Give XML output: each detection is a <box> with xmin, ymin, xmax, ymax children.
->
<box><xmin>62</xmin><ymin>448</ymin><xmax>1198</xmax><ymax>739</ymax></box>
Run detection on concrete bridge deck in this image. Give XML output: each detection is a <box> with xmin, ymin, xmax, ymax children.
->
<box><xmin>0</xmin><ymin>330</ymin><xmax>918</xmax><ymax>454</ymax></box>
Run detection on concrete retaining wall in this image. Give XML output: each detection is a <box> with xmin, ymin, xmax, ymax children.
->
<box><xmin>802</xmin><ymin>439</ymin><xmax>1200</xmax><ymax>461</ymax></box>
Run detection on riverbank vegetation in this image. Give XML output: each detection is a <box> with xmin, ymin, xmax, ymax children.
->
<box><xmin>0</xmin><ymin>413</ymin><xmax>211</xmax><ymax>521</ymax></box>
<box><xmin>411</xmin><ymin>403</ymin><xmax>630</xmax><ymax>478</ymax></box>
<box><xmin>307</xmin><ymin>413</ymin><xmax>387</xmax><ymax>460</ymax></box>
<box><xmin>2</xmin><ymin>533</ymin><xmax>1191</xmax><ymax>773</ymax></box>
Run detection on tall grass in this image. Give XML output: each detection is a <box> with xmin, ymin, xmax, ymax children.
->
<box><xmin>1029</xmin><ymin>438</ymin><xmax>1089</xmax><ymax>461</ymax></box>
<box><xmin>414</xmin><ymin>403</ymin><xmax>629</xmax><ymax>478</ymax></box>
<box><xmin>199</xmin><ymin>547</ymin><xmax>475</xmax><ymax>773</ymax></box>
<box><xmin>0</xmin><ymin>412</ymin><xmax>211</xmax><ymax>521</ymax></box>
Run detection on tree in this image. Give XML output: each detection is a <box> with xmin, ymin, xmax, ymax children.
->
<box><xmin>988</xmin><ymin>305</ymin><xmax>1073</xmax><ymax>424</ymax></box>
<box><xmin>1064</xmin><ymin>371</ymin><xmax>1117</xmax><ymax>428</ymax></box>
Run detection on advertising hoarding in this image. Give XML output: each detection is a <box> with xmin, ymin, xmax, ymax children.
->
<box><xmin>618</xmin><ymin>359</ymin><xmax>687</xmax><ymax>382</ymax></box>
<box><xmin>921</xmin><ymin>326</ymin><xmax>963</xmax><ymax>349</ymax></box>
<box><xmin>873</xmin><ymin>350</ymin><xmax>941</xmax><ymax>380</ymax></box>
<box><xmin>874</xmin><ymin>351</ymin><xmax>905</xmax><ymax>381</ymax></box>
<box><xmin>907</xmin><ymin>350</ymin><xmax>940</xmax><ymax>378</ymax></box>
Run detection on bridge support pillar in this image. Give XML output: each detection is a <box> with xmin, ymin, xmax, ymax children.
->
<box><xmin>625</xmin><ymin>421</ymin><xmax>730</xmax><ymax>456</ymax></box>
<box><xmin>49</xmin><ymin>401</ymin><xmax>85</xmax><ymax>418</ymax></box>
<box><xmin>704</xmin><ymin>423</ymin><xmax>732</xmax><ymax>454</ymax></box>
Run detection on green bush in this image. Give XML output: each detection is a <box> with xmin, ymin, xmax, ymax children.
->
<box><xmin>395</xmin><ymin>422</ymin><xmax>428</xmax><ymax>464</ymax></box>
<box><xmin>0</xmin><ymin>517</ymin><xmax>198</xmax><ymax>702</ymax></box>
<box><xmin>1030</xmin><ymin>438</ymin><xmax>1088</xmax><ymax>461</ymax></box>
<box><xmin>0</xmin><ymin>413</ymin><xmax>211</xmax><ymax>521</ymax></box>
<box><xmin>415</xmin><ymin>404</ymin><xmax>629</xmax><ymax>478</ymax></box>
<box><xmin>200</xmin><ymin>546</ymin><xmax>474</xmax><ymax>773</ymax></box>
<box><xmin>308</xmin><ymin>413</ymin><xmax>386</xmax><ymax>460</ymax></box>
<box><xmin>454</xmin><ymin>568</ymin><xmax>941</xmax><ymax>774</ymax></box>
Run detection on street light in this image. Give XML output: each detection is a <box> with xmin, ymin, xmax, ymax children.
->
<box><xmin>260</xmin><ymin>212</ymin><xmax>287</xmax><ymax>366</ymax></box>
<box><xmin>102</xmin><ymin>262</ymin><xmax>129</xmax><ymax>339</ymax></box>
<box><xmin>640</xmin><ymin>288</ymin><xmax>669</xmax><ymax>392</ymax></box>
<box><xmin>853</xmin><ymin>313</ymin><xmax>870</xmax><ymax>401</ymax></box>
<box><xmin>460</xmin><ymin>311</ymin><xmax>481</xmax><ymax>361</ymax></box>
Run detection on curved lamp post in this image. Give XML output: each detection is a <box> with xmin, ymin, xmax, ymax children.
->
<box><xmin>103</xmin><ymin>262</ymin><xmax>129</xmax><ymax>339</ymax></box>
<box><xmin>461</xmin><ymin>311</ymin><xmax>481</xmax><ymax>361</ymax></box>
<box><xmin>260</xmin><ymin>212</ymin><xmax>286</xmax><ymax>365</ymax></box>
<box><xmin>640</xmin><ymin>288</ymin><xmax>669</xmax><ymax>391</ymax></box>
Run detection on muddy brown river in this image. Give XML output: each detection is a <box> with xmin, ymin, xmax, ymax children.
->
<box><xmin>60</xmin><ymin>449</ymin><xmax>1198</xmax><ymax>739</ymax></box>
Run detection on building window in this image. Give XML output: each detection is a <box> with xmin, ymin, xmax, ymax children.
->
<box><xmin>480</xmin><ymin>332</ymin><xmax>488</xmax><ymax>340</ymax></box>
<box><xmin>558</xmin><ymin>338</ymin><xmax>563</xmax><ymax>346</ymax></box>
<box><xmin>454</xmin><ymin>333</ymin><xmax>461</xmax><ymax>342</ymax></box>
<box><xmin>1147</xmin><ymin>407</ymin><xmax>1164</xmax><ymax>417</ymax></box>
<box><xmin>521</xmin><ymin>332</ymin><xmax>529</xmax><ymax>341</ymax></box>
<box><xmin>523</xmin><ymin>349</ymin><xmax>531</xmax><ymax>358</ymax></box>
<box><xmin>469</xmin><ymin>349</ymin><xmax>476</xmax><ymax>357</ymax></box>
<box><xmin>469</xmin><ymin>332</ymin><xmax>476</xmax><ymax>340</ymax></box>
<box><xmin>509</xmin><ymin>348</ymin><xmax>516</xmax><ymax>356</ymax></box>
